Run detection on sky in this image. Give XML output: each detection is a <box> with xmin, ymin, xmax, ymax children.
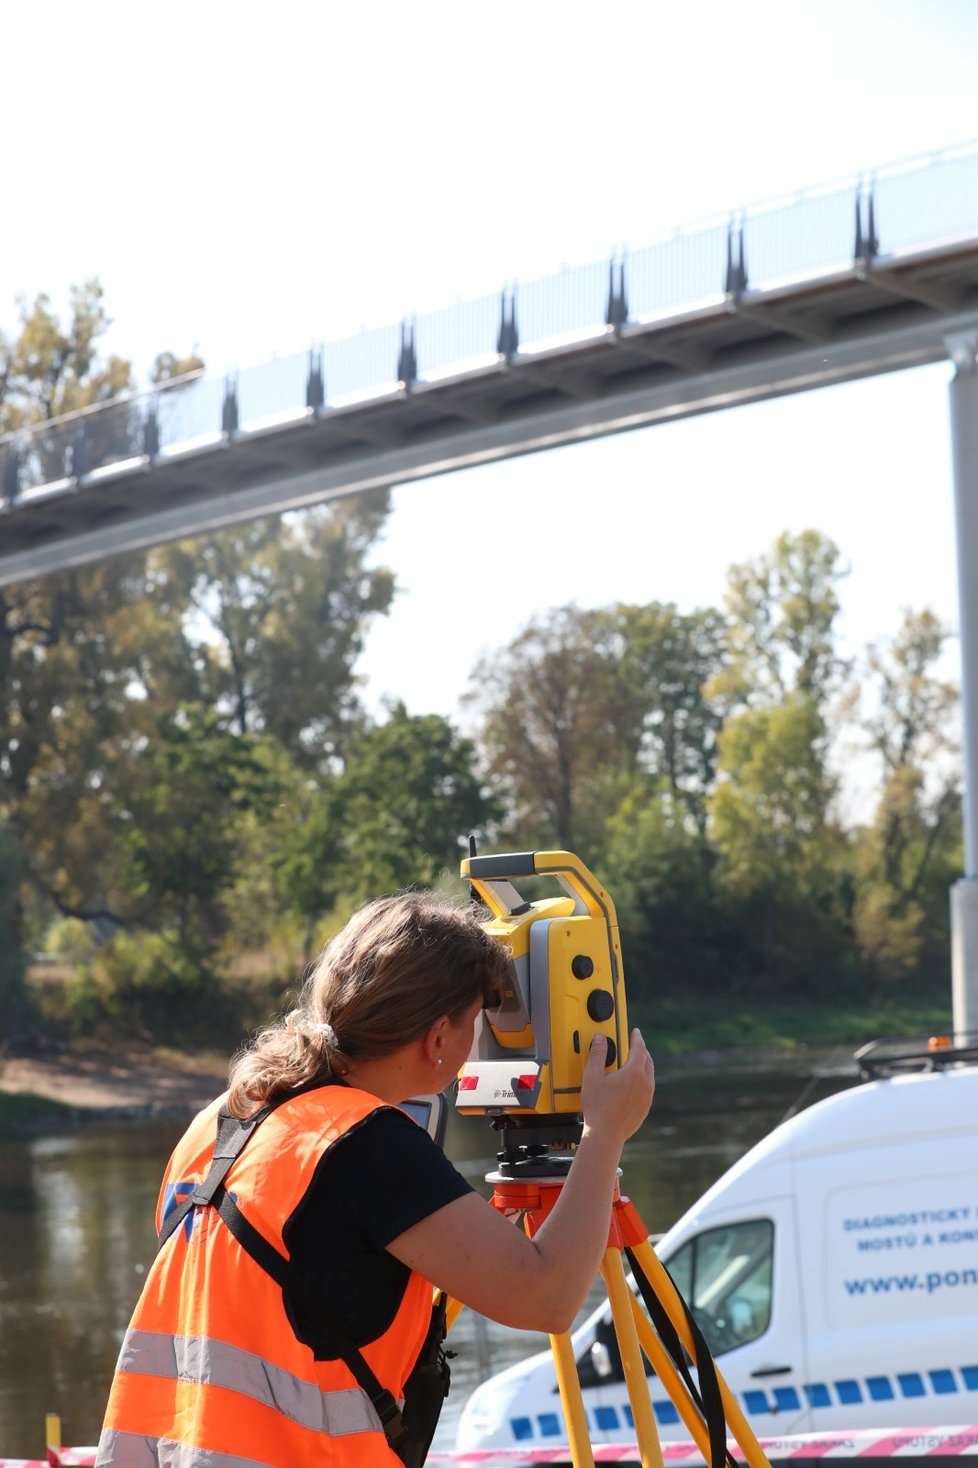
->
<box><xmin>3</xmin><ymin>0</ymin><xmax>978</xmax><ymax>814</ymax></box>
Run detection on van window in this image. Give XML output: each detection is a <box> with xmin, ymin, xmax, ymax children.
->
<box><xmin>667</xmin><ymin>1218</ymin><xmax>774</xmax><ymax>1356</ymax></box>
<box><xmin>575</xmin><ymin>1219</ymin><xmax>775</xmax><ymax>1386</ymax></box>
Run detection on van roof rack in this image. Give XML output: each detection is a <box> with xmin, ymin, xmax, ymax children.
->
<box><xmin>854</xmin><ymin>1032</ymin><xmax>978</xmax><ymax>1079</ymax></box>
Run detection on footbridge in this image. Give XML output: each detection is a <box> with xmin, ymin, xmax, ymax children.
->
<box><xmin>5</xmin><ymin>142</ymin><xmax>978</xmax><ymax>589</ymax></box>
<box><xmin>5</xmin><ymin>140</ymin><xmax>978</xmax><ymax>1034</ymax></box>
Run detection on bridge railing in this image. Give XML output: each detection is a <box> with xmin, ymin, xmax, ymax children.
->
<box><xmin>3</xmin><ymin>139</ymin><xmax>978</xmax><ymax>512</ymax></box>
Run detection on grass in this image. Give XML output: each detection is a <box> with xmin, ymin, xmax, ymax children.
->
<box><xmin>22</xmin><ymin>954</ymin><xmax>957</xmax><ymax>1066</ymax></box>
<box><xmin>628</xmin><ymin>987</ymin><xmax>954</xmax><ymax>1056</ymax></box>
<box><xmin>0</xmin><ymin>1091</ymin><xmax>74</xmax><ymax>1126</ymax></box>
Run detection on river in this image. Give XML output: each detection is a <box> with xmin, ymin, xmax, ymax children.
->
<box><xmin>0</xmin><ymin>1051</ymin><xmax>858</xmax><ymax>1459</ymax></box>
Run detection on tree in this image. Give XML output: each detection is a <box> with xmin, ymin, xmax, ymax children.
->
<box><xmin>703</xmin><ymin>531</ymin><xmax>854</xmax><ymax>991</ymax></box>
<box><xmin>469</xmin><ymin>606</ymin><xmax>643</xmax><ymax>853</ymax></box>
<box><xmin>119</xmin><ymin>707</ymin><xmax>281</xmax><ymax>952</ymax></box>
<box><xmin>154</xmin><ymin>498</ymin><xmax>395</xmax><ymax>764</ymax></box>
<box><xmin>610</xmin><ymin>604</ymin><xmax>728</xmax><ymax>836</ymax></box>
<box><xmin>279</xmin><ymin>703</ymin><xmax>496</xmax><ymax>918</ymax></box>
<box><xmin>710</xmin><ymin>529</ymin><xmax>850</xmax><ymax>709</ymax></box>
<box><xmin>603</xmin><ymin>782</ymin><xmax>729</xmax><ymax>1001</ymax></box>
<box><xmin>0</xmin><ymin>284</ymin><xmax>400</xmax><ymax>1031</ymax></box>
<box><xmin>708</xmin><ymin>696</ymin><xmax>850</xmax><ymax>991</ymax></box>
<box><xmin>851</xmin><ymin>609</ymin><xmax>961</xmax><ymax>987</ymax></box>
<box><xmin>0</xmin><ymin>825</ymin><xmax>32</xmax><ymax>1039</ymax></box>
<box><xmin>0</xmin><ymin>280</ymin><xmax>133</xmax><ymax>430</ymax></box>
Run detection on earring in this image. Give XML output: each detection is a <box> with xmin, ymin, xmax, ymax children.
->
<box><xmin>437</xmin><ymin>1058</ymin><xmax>443</xmax><ymax>1067</ymax></box>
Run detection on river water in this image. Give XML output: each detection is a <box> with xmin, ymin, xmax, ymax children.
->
<box><xmin>0</xmin><ymin>1052</ymin><xmax>858</xmax><ymax>1459</ymax></box>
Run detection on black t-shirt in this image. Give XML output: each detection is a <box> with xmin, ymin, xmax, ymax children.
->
<box><xmin>281</xmin><ymin>1101</ymin><xmax>474</xmax><ymax>1357</ymax></box>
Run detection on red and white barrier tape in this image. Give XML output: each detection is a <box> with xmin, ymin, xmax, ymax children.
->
<box><xmin>1</xmin><ymin>1427</ymin><xmax>976</xmax><ymax>1467</ymax></box>
<box><xmin>0</xmin><ymin>1455</ymin><xmax>95</xmax><ymax>1468</ymax></box>
<box><xmin>426</xmin><ymin>1426</ymin><xmax>978</xmax><ymax>1463</ymax></box>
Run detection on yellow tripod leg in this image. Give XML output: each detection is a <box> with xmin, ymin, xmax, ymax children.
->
<box><xmin>445</xmin><ymin>1291</ymin><xmax>595</xmax><ymax>1467</ymax></box>
<box><xmin>627</xmin><ymin>1291</ymin><xmax>716</xmax><ymax>1460</ymax></box>
<box><xmin>600</xmin><ymin>1248</ymin><xmax>664</xmax><ymax>1468</ymax></box>
<box><xmin>630</xmin><ymin>1239</ymin><xmax>771</xmax><ymax>1468</ymax></box>
<box><xmin>445</xmin><ymin>1294</ymin><xmax>464</xmax><ymax>1332</ymax></box>
<box><xmin>550</xmin><ymin>1328</ymin><xmax>596</xmax><ymax>1468</ymax></box>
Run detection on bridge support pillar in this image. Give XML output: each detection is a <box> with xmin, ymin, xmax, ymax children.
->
<box><xmin>946</xmin><ymin>332</ymin><xmax>978</xmax><ymax>1036</ymax></box>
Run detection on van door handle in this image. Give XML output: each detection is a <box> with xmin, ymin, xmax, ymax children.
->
<box><xmin>750</xmin><ymin>1366</ymin><xmax>793</xmax><ymax>1377</ymax></box>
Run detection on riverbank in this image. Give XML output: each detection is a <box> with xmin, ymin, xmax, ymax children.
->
<box><xmin>0</xmin><ymin>1045</ymin><xmax>228</xmax><ymax>1124</ymax></box>
<box><xmin>0</xmin><ymin>982</ymin><xmax>954</xmax><ymax>1127</ymax></box>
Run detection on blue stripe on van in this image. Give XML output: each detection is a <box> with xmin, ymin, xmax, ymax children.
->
<box><xmin>835</xmin><ymin>1380</ymin><xmax>862</xmax><ymax>1404</ymax></box>
<box><xmin>506</xmin><ymin>1360</ymin><xmax>978</xmax><ymax>1443</ymax></box>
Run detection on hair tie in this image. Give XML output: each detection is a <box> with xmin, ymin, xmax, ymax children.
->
<box><xmin>311</xmin><ymin>1020</ymin><xmax>338</xmax><ymax>1046</ymax></box>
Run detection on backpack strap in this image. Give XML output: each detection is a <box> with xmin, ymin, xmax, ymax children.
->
<box><xmin>156</xmin><ymin>1092</ymin><xmax>409</xmax><ymax>1456</ymax></box>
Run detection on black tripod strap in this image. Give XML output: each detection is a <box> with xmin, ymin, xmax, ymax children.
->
<box><xmin>625</xmin><ymin>1247</ymin><xmax>739</xmax><ymax>1468</ymax></box>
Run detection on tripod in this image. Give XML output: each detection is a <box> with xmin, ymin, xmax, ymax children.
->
<box><xmin>445</xmin><ymin>1140</ymin><xmax>774</xmax><ymax>1468</ymax></box>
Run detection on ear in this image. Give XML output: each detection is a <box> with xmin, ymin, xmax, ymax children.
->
<box><xmin>421</xmin><ymin>1015</ymin><xmax>452</xmax><ymax>1071</ymax></box>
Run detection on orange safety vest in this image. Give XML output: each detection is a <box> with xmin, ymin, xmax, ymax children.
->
<box><xmin>97</xmin><ymin>1086</ymin><xmax>433</xmax><ymax>1468</ymax></box>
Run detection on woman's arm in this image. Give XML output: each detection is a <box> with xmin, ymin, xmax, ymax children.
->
<box><xmin>385</xmin><ymin>1030</ymin><xmax>655</xmax><ymax>1334</ymax></box>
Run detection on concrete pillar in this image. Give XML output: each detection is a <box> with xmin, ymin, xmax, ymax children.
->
<box><xmin>946</xmin><ymin>332</ymin><xmax>978</xmax><ymax>1037</ymax></box>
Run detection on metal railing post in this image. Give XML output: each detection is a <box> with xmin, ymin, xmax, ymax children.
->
<box><xmin>306</xmin><ymin>346</ymin><xmax>325</xmax><ymax>413</ymax></box>
<box><xmin>397</xmin><ymin>320</ymin><xmax>417</xmax><ymax>389</ymax></box>
<box><xmin>605</xmin><ymin>254</ymin><xmax>628</xmax><ymax>330</ymax></box>
<box><xmin>496</xmin><ymin>288</ymin><xmax>518</xmax><ymax>361</ymax></box>
<box><xmin>143</xmin><ymin>396</ymin><xmax>160</xmax><ymax>461</ymax></box>
<box><xmin>2</xmin><ymin>441</ymin><xmax>19</xmax><ymax>507</ymax></box>
<box><xmin>222</xmin><ymin>373</ymin><xmax>239</xmax><ymax>438</ymax></box>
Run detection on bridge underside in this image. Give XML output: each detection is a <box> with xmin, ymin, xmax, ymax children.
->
<box><xmin>3</xmin><ymin>241</ymin><xmax>978</xmax><ymax>586</ymax></box>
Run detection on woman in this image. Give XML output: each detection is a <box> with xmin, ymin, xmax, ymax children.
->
<box><xmin>96</xmin><ymin>891</ymin><xmax>655</xmax><ymax>1468</ymax></box>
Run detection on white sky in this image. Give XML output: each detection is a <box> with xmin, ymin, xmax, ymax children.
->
<box><xmin>3</xmin><ymin>0</ymin><xmax>977</xmax><ymax>813</ymax></box>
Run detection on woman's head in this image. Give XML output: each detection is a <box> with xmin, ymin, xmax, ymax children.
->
<box><xmin>227</xmin><ymin>891</ymin><xmax>509</xmax><ymax>1117</ymax></box>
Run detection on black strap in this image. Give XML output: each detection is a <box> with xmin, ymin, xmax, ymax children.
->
<box><xmin>157</xmin><ymin>1111</ymin><xmax>264</xmax><ymax>1250</ymax></box>
<box><xmin>156</xmin><ymin>1098</ymin><xmax>407</xmax><ymax>1452</ymax></box>
<box><xmin>213</xmin><ymin>1184</ymin><xmax>406</xmax><ymax>1442</ymax></box>
<box><xmin>625</xmin><ymin>1247</ymin><xmax>739</xmax><ymax>1468</ymax></box>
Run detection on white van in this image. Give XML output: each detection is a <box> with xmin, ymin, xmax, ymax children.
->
<box><xmin>455</xmin><ymin>1038</ymin><xmax>978</xmax><ymax>1455</ymax></box>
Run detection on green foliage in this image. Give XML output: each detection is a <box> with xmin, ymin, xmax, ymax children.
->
<box><xmin>152</xmin><ymin>498</ymin><xmax>395</xmax><ymax>764</ymax></box>
<box><xmin>469</xmin><ymin>602</ymin><xmax>727</xmax><ymax>859</ymax></box>
<box><xmin>75</xmin><ymin>930</ymin><xmax>214</xmax><ymax>1041</ymax></box>
<box><xmin>333</xmin><ymin>702</ymin><xmax>497</xmax><ymax>904</ymax></box>
<box><xmin>603</xmin><ymin>785</ymin><xmax>731</xmax><ymax>1002</ymax></box>
<box><xmin>850</xmin><ymin>609</ymin><xmax>962</xmax><ymax>989</ymax></box>
<box><xmin>711</xmin><ymin>528</ymin><xmax>850</xmax><ymax>707</ymax></box>
<box><xmin>120</xmin><ymin>708</ymin><xmax>282</xmax><ymax>950</ymax></box>
<box><xmin>0</xmin><ymin>280</ymin><xmax>133</xmax><ymax>430</ymax></box>
<box><xmin>710</xmin><ymin>698</ymin><xmax>840</xmax><ymax>897</ymax></box>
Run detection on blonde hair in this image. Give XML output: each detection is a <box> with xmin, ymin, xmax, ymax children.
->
<box><xmin>227</xmin><ymin>891</ymin><xmax>509</xmax><ymax>1118</ymax></box>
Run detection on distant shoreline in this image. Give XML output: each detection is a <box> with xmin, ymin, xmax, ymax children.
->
<box><xmin>0</xmin><ymin>1037</ymin><xmax>865</xmax><ymax>1130</ymax></box>
<box><xmin>0</xmin><ymin>1046</ymin><xmax>228</xmax><ymax>1126</ymax></box>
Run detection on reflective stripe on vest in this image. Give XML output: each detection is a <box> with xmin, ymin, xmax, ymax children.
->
<box><xmin>116</xmin><ymin>1326</ymin><xmax>384</xmax><ymax>1437</ymax></box>
<box><xmin>96</xmin><ymin>1426</ymin><xmax>272</xmax><ymax>1468</ymax></box>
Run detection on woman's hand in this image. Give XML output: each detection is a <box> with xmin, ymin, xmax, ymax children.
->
<box><xmin>387</xmin><ymin>1028</ymin><xmax>656</xmax><ymax>1334</ymax></box>
<box><xmin>580</xmin><ymin>1028</ymin><xmax>655</xmax><ymax>1146</ymax></box>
